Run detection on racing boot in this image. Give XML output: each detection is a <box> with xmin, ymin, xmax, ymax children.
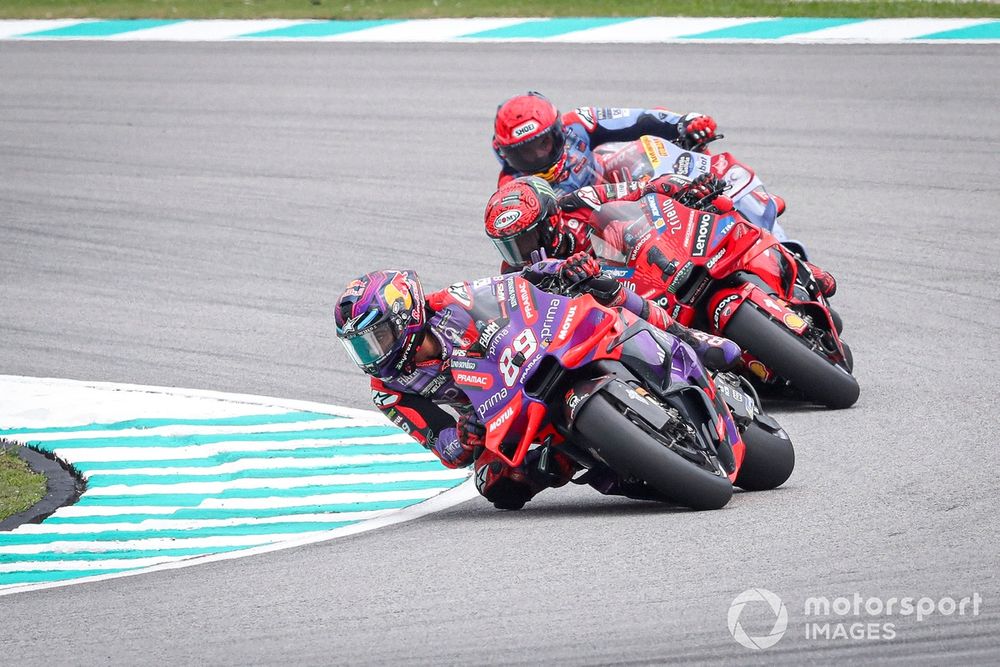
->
<box><xmin>668</xmin><ymin>322</ymin><xmax>743</xmax><ymax>373</ymax></box>
<box><xmin>804</xmin><ymin>261</ymin><xmax>837</xmax><ymax>298</ymax></box>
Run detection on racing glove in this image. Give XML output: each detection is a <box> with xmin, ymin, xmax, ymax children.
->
<box><xmin>678</xmin><ymin>113</ymin><xmax>719</xmax><ymax>151</ymax></box>
<box><xmin>457</xmin><ymin>411</ymin><xmax>486</xmax><ymax>450</ymax></box>
<box><xmin>558</xmin><ymin>252</ymin><xmax>630</xmax><ymax>308</ymax></box>
<box><xmin>432</xmin><ymin>412</ymin><xmax>484</xmax><ymax>468</ymax></box>
<box><xmin>643</xmin><ymin>173</ymin><xmax>733</xmax><ymax>213</ymax></box>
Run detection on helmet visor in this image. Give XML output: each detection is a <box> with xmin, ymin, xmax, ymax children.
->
<box><xmin>492</xmin><ymin>221</ymin><xmax>545</xmax><ymax>268</ymax></box>
<box><xmin>339</xmin><ymin>320</ymin><xmax>399</xmax><ymax>372</ymax></box>
<box><xmin>504</xmin><ymin>127</ymin><xmax>566</xmax><ymax>174</ymax></box>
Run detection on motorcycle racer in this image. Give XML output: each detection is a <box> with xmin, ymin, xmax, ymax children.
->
<box><xmin>485</xmin><ymin>175</ymin><xmax>838</xmax><ymax>299</ymax></box>
<box><xmin>334</xmin><ymin>258</ymin><xmax>741</xmax><ymax>511</ymax></box>
<box><xmin>493</xmin><ymin>91</ymin><xmax>718</xmax><ymax>193</ymax></box>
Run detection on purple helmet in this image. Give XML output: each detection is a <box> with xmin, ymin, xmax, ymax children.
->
<box><xmin>334</xmin><ymin>270</ymin><xmax>426</xmax><ymax>377</ymax></box>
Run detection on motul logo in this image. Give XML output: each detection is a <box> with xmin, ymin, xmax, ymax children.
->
<box><xmin>512</xmin><ymin>121</ymin><xmax>539</xmax><ymax>138</ymax></box>
<box><xmin>488</xmin><ymin>405</ymin><xmax>516</xmax><ymax>433</ymax></box>
<box><xmin>556</xmin><ymin>305</ymin><xmax>578</xmax><ymax>344</ymax></box>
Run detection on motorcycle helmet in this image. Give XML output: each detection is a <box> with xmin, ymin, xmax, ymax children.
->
<box><xmin>335</xmin><ymin>270</ymin><xmax>426</xmax><ymax>377</ymax></box>
<box><xmin>484</xmin><ymin>176</ymin><xmax>561</xmax><ymax>268</ymax></box>
<box><xmin>493</xmin><ymin>92</ymin><xmax>567</xmax><ymax>180</ymax></box>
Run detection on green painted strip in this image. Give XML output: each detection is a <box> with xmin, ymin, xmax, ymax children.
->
<box><xmin>84</xmin><ymin>460</ymin><xmax>444</xmax><ymax>486</ymax></box>
<box><xmin>70</xmin><ymin>443</ymin><xmax>425</xmax><ymax>471</ymax></box>
<box><xmin>914</xmin><ymin>21</ymin><xmax>1000</xmax><ymax>39</ymax></box>
<box><xmin>0</xmin><ymin>520</ymin><xmax>354</xmax><ymax>546</ymax></box>
<box><xmin>21</xmin><ymin>425</ymin><xmax>402</xmax><ymax>449</ymax></box>
<box><xmin>0</xmin><ymin>546</ymin><xmax>249</xmax><ymax>564</ymax></box>
<box><xmin>240</xmin><ymin>20</ymin><xmax>399</xmax><ymax>38</ymax></box>
<box><xmin>0</xmin><ymin>568</ymin><xmax>135</xmax><ymax>585</ymax></box>
<box><xmin>44</xmin><ymin>499</ymin><xmax>418</xmax><ymax>524</ymax></box>
<box><xmin>681</xmin><ymin>18</ymin><xmax>862</xmax><ymax>40</ymax></box>
<box><xmin>461</xmin><ymin>17</ymin><xmax>632</xmax><ymax>39</ymax></box>
<box><xmin>74</xmin><ymin>477</ymin><xmax>456</xmax><ymax>506</ymax></box>
<box><xmin>18</xmin><ymin>20</ymin><xmax>181</xmax><ymax>38</ymax></box>
<box><xmin>0</xmin><ymin>411</ymin><xmax>341</xmax><ymax>436</ymax></box>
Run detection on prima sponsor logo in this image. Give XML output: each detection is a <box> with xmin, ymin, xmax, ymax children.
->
<box><xmin>493</xmin><ymin>209</ymin><xmax>521</xmax><ymax>230</ymax></box>
<box><xmin>540</xmin><ymin>298</ymin><xmax>561</xmax><ymax>341</ymax></box>
<box><xmin>477</xmin><ymin>386</ymin><xmax>508</xmax><ymax>419</ymax></box>
<box><xmin>512</xmin><ymin>121</ymin><xmax>539</xmax><ymax>138</ymax></box>
<box><xmin>488</xmin><ymin>405</ymin><xmax>516</xmax><ymax>433</ymax></box>
<box><xmin>692</xmin><ymin>213</ymin><xmax>713</xmax><ymax>257</ymax></box>
<box><xmin>488</xmin><ymin>326</ymin><xmax>511</xmax><ymax>357</ymax></box>
<box><xmin>454</xmin><ymin>370</ymin><xmax>493</xmax><ymax>389</ymax></box>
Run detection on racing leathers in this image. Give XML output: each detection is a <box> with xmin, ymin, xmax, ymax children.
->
<box><xmin>494</xmin><ymin>106</ymin><xmax>713</xmax><ymax>193</ymax></box>
<box><xmin>368</xmin><ymin>257</ymin><xmax>684</xmax><ymax>510</ymax></box>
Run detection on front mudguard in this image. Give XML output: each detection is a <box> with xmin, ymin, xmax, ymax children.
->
<box><xmin>564</xmin><ymin>365</ymin><xmax>737</xmax><ymax>476</ymax></box>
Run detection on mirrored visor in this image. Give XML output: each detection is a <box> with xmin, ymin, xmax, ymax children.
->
<box><xmin>339</xmin><ymin>320</ymin><xmax>398</xmax><ymax>370</ymax></box>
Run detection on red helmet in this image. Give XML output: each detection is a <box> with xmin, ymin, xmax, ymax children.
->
<box><xmin>493</xmin><ymin>92</ymin><xmax>567</xmax><ymax>178</ymax></box>
<box><xmin>484</xmin><ymin>176</ymin><xmax>561</xmax><ymax>268</ymax></box>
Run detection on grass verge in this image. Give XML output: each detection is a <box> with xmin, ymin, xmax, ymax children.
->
<box><xmin>1</xmin><ymin>1</ymin><xmax>998</xmax><ymax>20</ymax></box>
<box><xmin>0</xmin><ymin>444</ymin><xmax>47</xmax><ymax>522</ymax></box>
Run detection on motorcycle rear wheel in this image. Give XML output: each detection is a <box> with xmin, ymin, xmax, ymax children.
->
<box><xmin>573</xmin><ymin>394</ymin><xmax>734</xmax><ymax>510</ymax></box>
<box><xmin>734</xmin><ymin>422</ymin><xmax>795</xmax><ymax>491</ymax></box>
<box><xmin>725</xmin><ymin>304</ymin><xmax>860</xmax><ymax>409</ymax></box>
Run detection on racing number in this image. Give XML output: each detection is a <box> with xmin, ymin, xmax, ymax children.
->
<box><xmin>499</xmin><ymin>330</ymin><xmax>538</xmax><ymax>387</ymax></box>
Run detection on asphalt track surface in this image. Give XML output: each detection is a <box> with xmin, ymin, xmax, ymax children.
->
<box><xmin>1</xmin><ymin>42</ymin><xmax>999</xmax><ymax>665</ymax></box>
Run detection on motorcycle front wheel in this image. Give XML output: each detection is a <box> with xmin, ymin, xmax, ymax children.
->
<box><xmin>572</xmin><ymin>393</ymin><xmax>734</xmax><ymax>511</ymax></box>
<box><xmin>725</xmin><ymin>304</ymin><xmax>860</xmax><ymax>409</ymax></box>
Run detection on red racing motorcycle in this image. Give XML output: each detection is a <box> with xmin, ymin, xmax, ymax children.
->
<box><xmin>580</xmin><ymin>191</ymin><xmax>859</xmax><ymax>409</ymax></box>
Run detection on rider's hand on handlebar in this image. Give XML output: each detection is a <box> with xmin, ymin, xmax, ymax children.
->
<box><xmin>457</xmin><ymin>412</ymin><xmax>486</xmax><ymax>450</ymax></box>
<box><xmin>678</xmin><ymin>113</ymin><xmax>718</xmax><ymax>151</ymax></box>
<box><xmin>558</xmin><ymin>252</ymin><xmax>601</xmax><ymax>285</ymax></box>
<box><xmin>559</xmin><ymin>253</ymin><xmax>628</xmax><ymax>307</ymax></box>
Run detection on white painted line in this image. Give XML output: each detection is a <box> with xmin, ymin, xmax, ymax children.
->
<box><xmin>778</xmin><ymin>17</ymin><xmax>993</xmax><ymax>41</ymax></box>
<box><xmin>85</xmin><ymin>469</ymin><xmax>468</xmax><ymax>495</ymax></box>
<box><xmin>323</xmin><ymin>17</ymin><xmax>526</xmax><ymax>42</ymax></box>
<box><xmin>48</xmin><ymin>506</ymin><xmax>187</xmax><ymax>518</ymax></box>
<box><xmin>10</xmin><ymin>510</ymin><xmax>395</xmax><ymax>534</ymax></box>
<box><xmin>197</xmin><ymin>487</ymin><xmax>449</xmax><ymax>510</ymax></box>
<box><xmin>82</xmin><ymin>453</ymin><xmax>438</xmax><ymax>477</ymax></box>
<box><xmin>0</xmin><ymin>480</ymin><xmax>477</xmax><ymax>595</ymax></box>
<box><xmin>0</xmin><ymin>19</ymin><xmax>86</xmax><ymax>38</ymax></box>
<box><xmin>546</xmin><ymin>17</ymin><xmax>752</xmax><ymax>42</ymax></box>
<box><xmin>12</xmin><ymin>418</ymin><xmax>366</xmax><ymax>442</ymax></box>
<box><xmin>104</xmin><ymin>19</ymin><xmax>302</xmax><ymax>41</ymax></box>
<box><xmin>55</xmin><ymin>435</ymin><xmax>415</xmax><ymax>464</ymax></box>
<box><xmin>0</xmin><ymin>555</ymin><xmax>211</xmax><ymax>573</ymax></box>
